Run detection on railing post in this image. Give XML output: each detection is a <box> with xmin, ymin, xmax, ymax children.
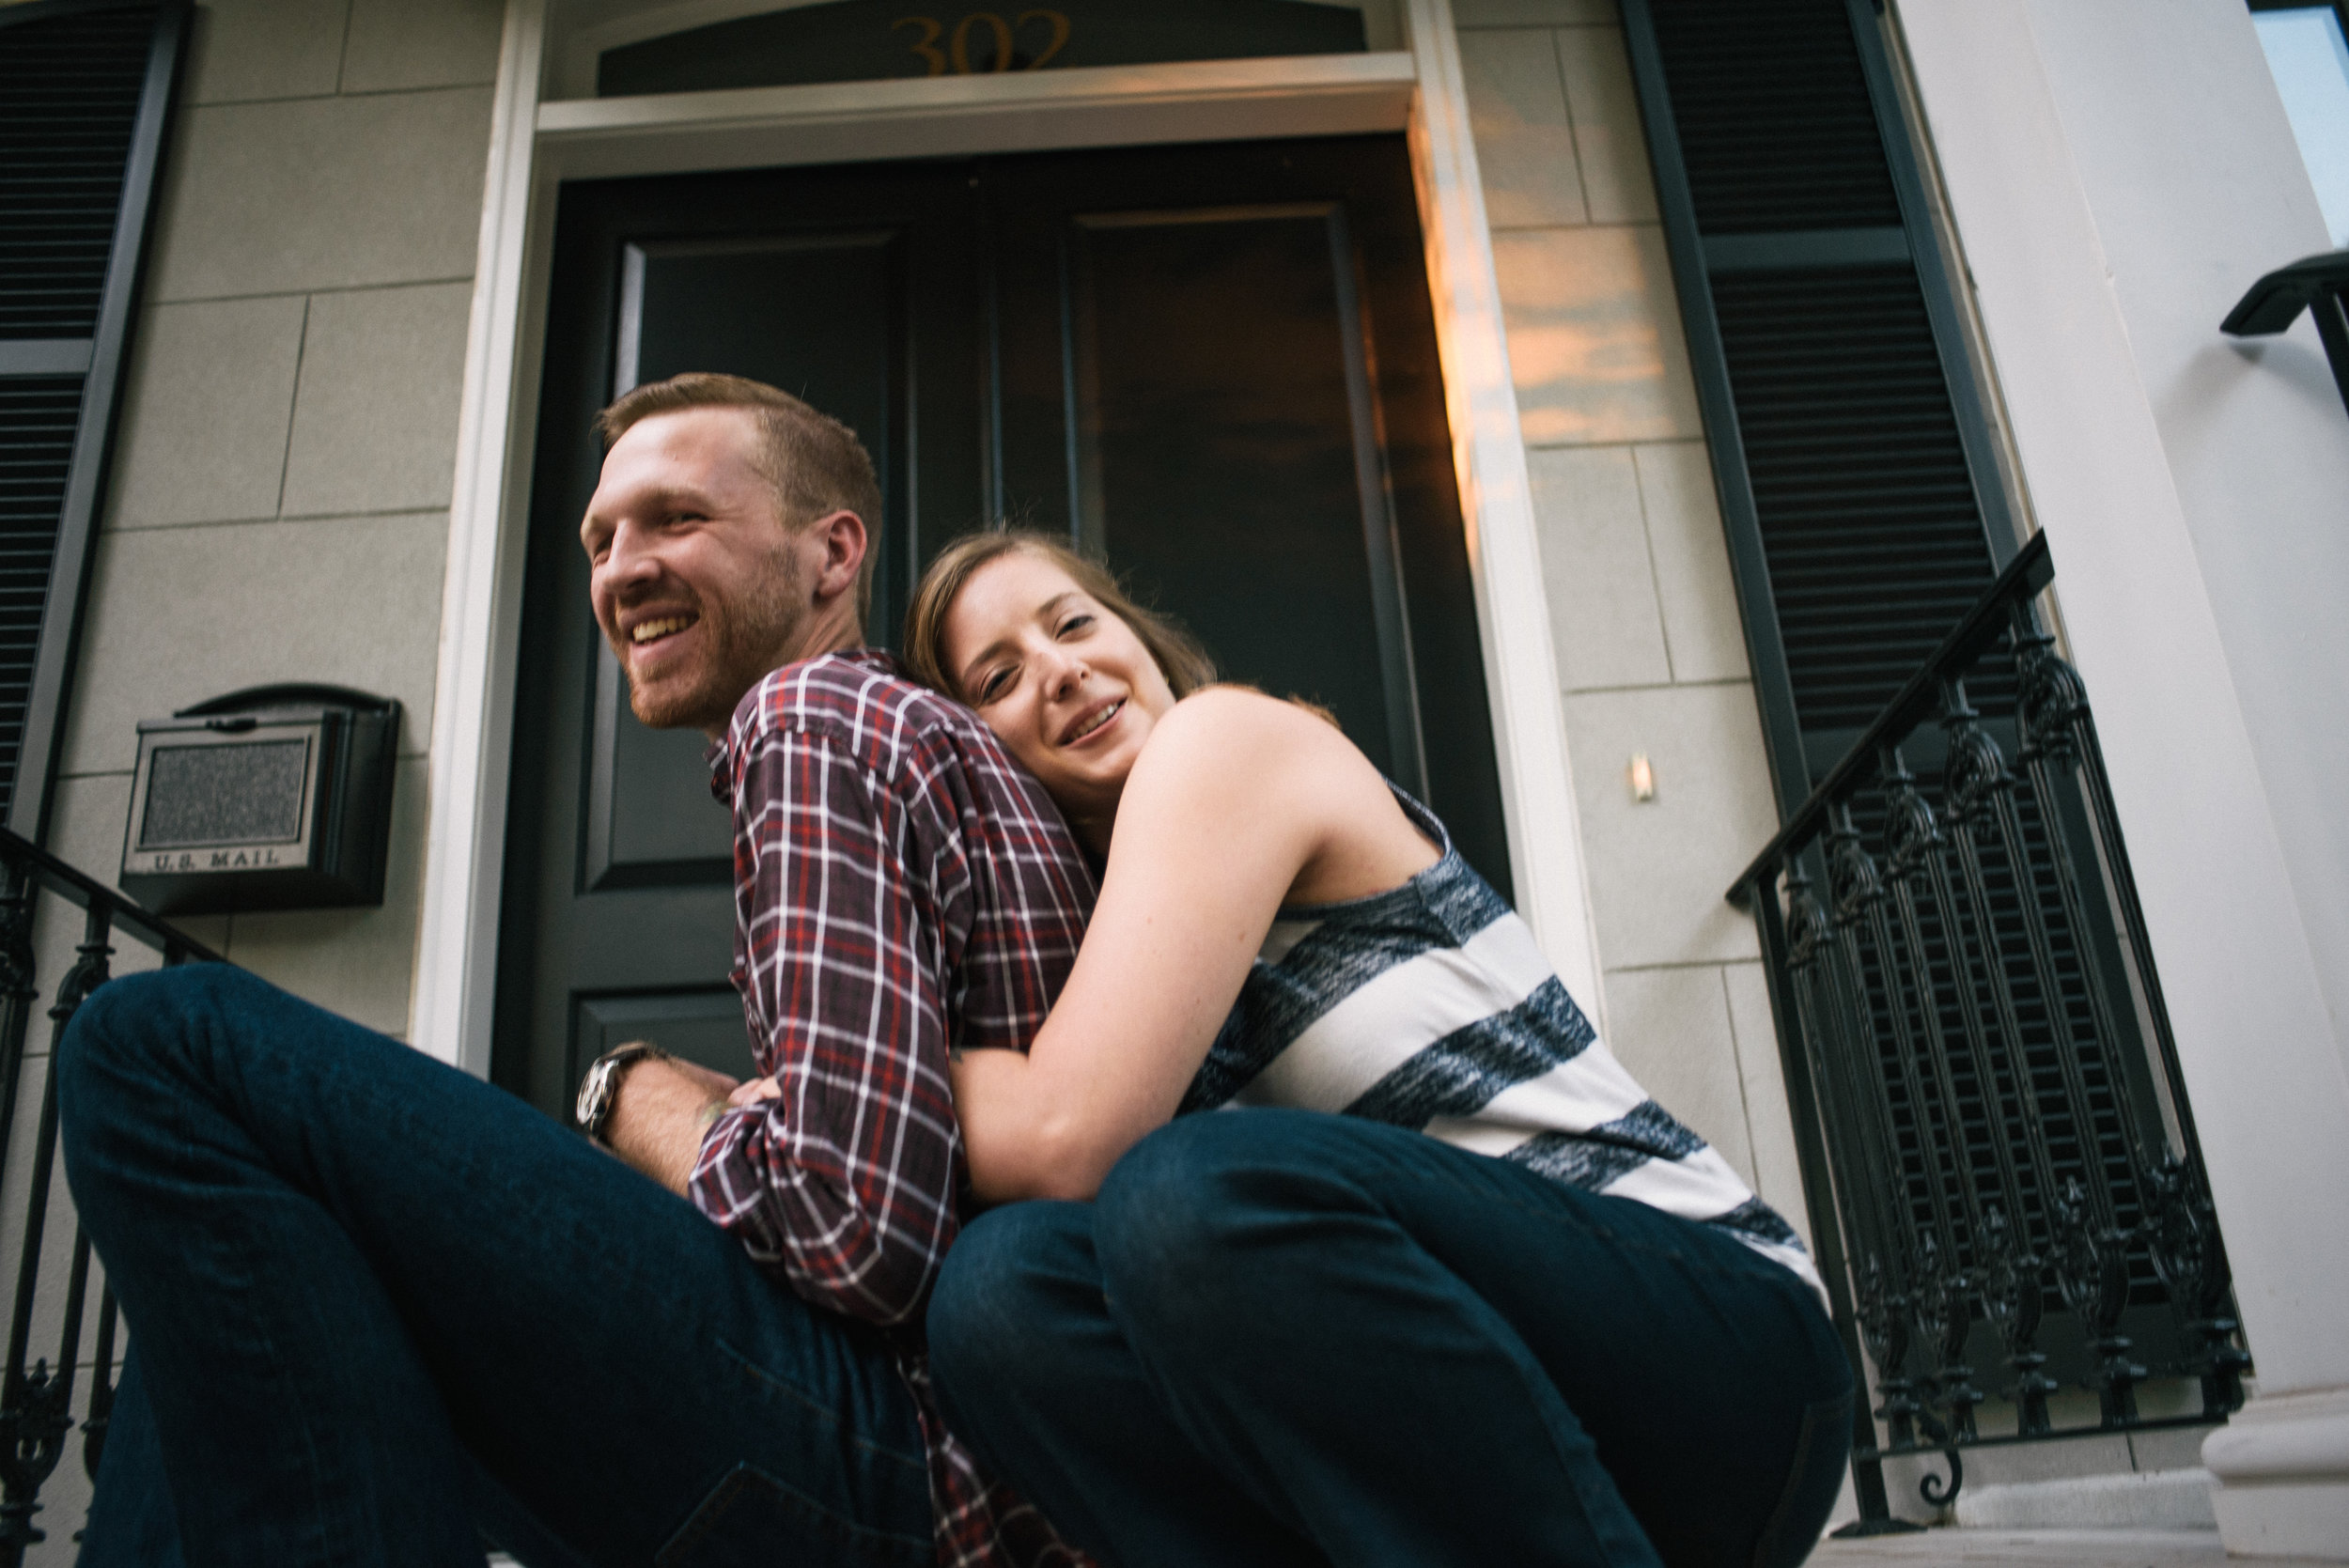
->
<box><xmin>0</xmin><ymin>906</ymin><xmax>110</xmax><ymax>1565</ymax></box>
<box><xmin>1937</xmin><ymin>678</ymin><xmax>2060</xmax><ymax>1437</ymax></box>
<box><xmin>1879</xmin><ymin>747</ymin><xmax>1988</xmax><ymax>1444</ymax></box>
<box><xmin>1754</xmin><ymin>863</ymin><xmax>1921</xmax><ymax>1535</ymax></box>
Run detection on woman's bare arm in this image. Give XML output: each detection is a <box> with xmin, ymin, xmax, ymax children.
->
<box><xmin>952</xmin><ymin>689</ymin><xmax>1371</xmax><ymax>1203</ymax></box>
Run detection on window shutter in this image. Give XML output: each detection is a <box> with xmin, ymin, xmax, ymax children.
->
<box><xmin>1618</xmin><ymin>0</ymin><xmax>2018</xmax><ymax>811</ymax></box>
<box><xmin>0</xmin><ymin>0</ymin><xmax>189</xmax><ymax>836</ymax></box>
<box><xmin>1622</xmin><ymin>0</ymin><xmax>2199</xmax><ymax>1420</ymax></box>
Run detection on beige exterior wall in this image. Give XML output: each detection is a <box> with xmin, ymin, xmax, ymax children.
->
<box><xmin>1453</xmin><ymin>0</ymin><xmax>1812</xmax><ymax>1245</ymax></box>
<box><xmin>52</xmin><ymin>0</ymin><xmax>504</xmax><ymax>1038</ymax></box>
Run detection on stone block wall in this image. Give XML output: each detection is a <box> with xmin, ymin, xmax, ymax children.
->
<box><xmin>1455</xmin><ymin>0</ymin><xmax>1812</xmax><ymax>1243</ymax></box>
<box><xmin>50</xmin><ymin>0</ymin><xmax>504</xmax><ymax>1041</ymax></box>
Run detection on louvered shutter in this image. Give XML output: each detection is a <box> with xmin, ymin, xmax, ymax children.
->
<box><xmin>0</xmin><ymin>0</ymin><xmax>188</xmax><ymax>836</ymax></box>
<box><xmin>1618</xmin><ymin>0</ymin><xmax>2017</xmax><ymax>812</ymax></box>
<box><xmin>1621</xmin><ymin>0</ymin><xmax>2196</xmax><ymax>1405</ymax></box>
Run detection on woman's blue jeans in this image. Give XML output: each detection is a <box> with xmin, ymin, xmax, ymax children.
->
<box><xmin>56</xmin><ymin>965</ymin><xmax>934</xmax><ymax>1568</ymax></box>
<box><xmin>927</xmin><ymin>1110</ymin><xmax>1853</xmax><ymax>1568</ymax></box>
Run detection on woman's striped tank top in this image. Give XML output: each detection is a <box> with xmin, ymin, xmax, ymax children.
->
<box><xmin>1178</xmin><ymin>790</ymin><xmax>1822</xmax><ymax>1293</ymax></box>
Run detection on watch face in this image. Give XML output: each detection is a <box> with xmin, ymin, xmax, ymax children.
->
<box><xmin>575</xmin><ymin>1060</ymin><xmax>612</xmax><ymax>1129</ymax></box>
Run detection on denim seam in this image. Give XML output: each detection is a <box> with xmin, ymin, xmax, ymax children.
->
<box><xmin>654</xmin><ymin>1461</ymin><xmax>933</xmax><ymax>1567</ymax></box>
<box><xmin>713</xmin><ymin>1338</ymin><xmax>928</xmax><ymax>1475</ymax></box>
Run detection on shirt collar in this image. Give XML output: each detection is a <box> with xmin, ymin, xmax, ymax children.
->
<box><xmin>705</xmin><ymin>646</ymin><xmax>901</xmax><ymax>805</ymax></box>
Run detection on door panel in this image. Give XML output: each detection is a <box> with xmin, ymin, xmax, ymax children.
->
<box><xmin>497</xmin><ymin>138</ymin><xmax>1507</xmax><ymax>1120</ymax></box>
<box><xmin>573</xmin><ymin>990</ymin><xmax>757</xmax><ymax>1088</ymax></box>
<box><xmin>1068</xmin><ymin>206</ymin><xmax>1416</xmax><ymax>790</ymax></box>
<box><xmin>584</xmin><ymin>229</ymin><xmax>926</xmax><ymax>893</ymax></box>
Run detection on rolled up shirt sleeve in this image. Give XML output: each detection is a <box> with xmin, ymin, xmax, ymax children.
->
<box><xmin>687</xmin><ymin>715</ymin><xmax>974</xmax><ymax>1327</ymax></box>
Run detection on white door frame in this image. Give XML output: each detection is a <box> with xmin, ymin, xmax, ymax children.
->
<box><xmin>412</xmin><ymin>0</ymin><xmax>1602</xmax><ymax>1075</ymax></box>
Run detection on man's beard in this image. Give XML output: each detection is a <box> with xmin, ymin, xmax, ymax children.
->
<box><xmin>620</xmin><ymin>555</ymin><xmax>806</xmax><ymax>733</ymax></box>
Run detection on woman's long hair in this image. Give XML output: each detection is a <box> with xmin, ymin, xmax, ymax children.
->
<box><xmin>902</xmin><ymin>530</ymin><xmax>1217</xmax><ymax>702</ymax></box>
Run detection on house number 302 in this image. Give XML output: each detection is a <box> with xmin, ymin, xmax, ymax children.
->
<box><xmin>894</xmin><ymin>11</ymin><xmax>1072</xmax><ymax>74</ymax></box>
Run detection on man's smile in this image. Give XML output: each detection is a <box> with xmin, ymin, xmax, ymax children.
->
<box><xmin>630</xmin><ymin>613</ymin><xmax>697</xmax><ymax>645</ymax></box>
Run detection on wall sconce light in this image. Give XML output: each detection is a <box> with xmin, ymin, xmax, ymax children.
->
<box><xmin>1628</xmin><ymin>753</ymin><xmax>1657</xmax><ymax>802</ymax></box>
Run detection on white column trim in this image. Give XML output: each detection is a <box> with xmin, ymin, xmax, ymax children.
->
<box><xmin>412</xmin><ymin>0</ymin><xmax>552</xmax><ymax>1071</ymax></box>
<box><xmin>1398</xmin><ymin>0</ymin><xmax>1605</xmax><ymax>1012</ymax></box>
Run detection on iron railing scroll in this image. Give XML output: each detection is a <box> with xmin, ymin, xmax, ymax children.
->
<box><xmin>0</xmin><ymin>827</ymin><xmax>222</xmax><ymax>1565</ymax></box>
<box><xmin>1727</xmin><ymin>534</ymin><xmax>2246</xmax><ymax>1531</ymax></box>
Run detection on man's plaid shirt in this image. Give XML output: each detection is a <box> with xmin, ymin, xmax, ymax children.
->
<box><xmin>691</xmin><ymin>649</ymin><xmax>1096</xmax><ymax>1568</ymax></box>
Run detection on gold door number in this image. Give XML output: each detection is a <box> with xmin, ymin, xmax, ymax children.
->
<box><xmin>894</xmin><ymin>11</ymin><xmax>1072</xmax><ymax>75</ymax></box>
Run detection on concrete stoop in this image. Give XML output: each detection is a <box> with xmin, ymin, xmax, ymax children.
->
<box><xmin>1952</xmin><ymin>1467</ymin><xmax>2221</xmax><ymax>1531</ymax></box>
<box><xmin>1810</xmin><ymin>1526</ymin><xmax>2337</xmax><ymax>1566</ymax></box>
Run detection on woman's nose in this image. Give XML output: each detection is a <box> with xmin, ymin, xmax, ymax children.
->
<box><xmin>1040</xmin><ymin>645</ymin><xmax>1087</xmax><ymax>700</ymax></box>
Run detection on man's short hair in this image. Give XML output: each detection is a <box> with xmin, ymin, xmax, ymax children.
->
<box><xmin>596</xmin><ymin>373</ymin><xmax>883</xmax><ymax>621</ymax></box>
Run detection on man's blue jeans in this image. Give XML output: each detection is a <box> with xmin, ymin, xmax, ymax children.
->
<box><xmin>928</xmin><ymin>1110</ymin><xmax>1853</xmax><ymax>1568</ymax></box>
<box><xmin>57</xmin><ymin>965</ymin><xmax>934</xmax><ymax>1568</ymax></box>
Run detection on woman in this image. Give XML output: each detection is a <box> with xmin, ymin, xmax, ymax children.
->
<box><xmin>904</xmin><ymin>531</ymin><xmax>1852</xmax><ymax>1568</ymax></box>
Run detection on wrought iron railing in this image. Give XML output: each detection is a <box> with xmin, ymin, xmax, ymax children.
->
<box><xmin>1728</xmin><ymin>534</ymin><xmax>2247</xmax><ymax>1529</ymax></box>
<box><xmin>0</xmin><ymin>827</ymin><xmax>221</xmax><ymax>1565</ymax></box>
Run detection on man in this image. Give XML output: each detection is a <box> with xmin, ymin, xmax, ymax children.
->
<box><xmin>60</xmin><ymin>375</ymin><xmax>1095</xmax><ymax>1567</ymax></box>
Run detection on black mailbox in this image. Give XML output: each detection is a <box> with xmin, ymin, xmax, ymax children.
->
<box><xmin>119</xmin><ymin>685</ymin><xmax>400</xmax><ymax>916</ymax></box>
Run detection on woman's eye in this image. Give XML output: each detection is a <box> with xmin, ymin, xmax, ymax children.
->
<box><xmin>973</xmin><ymin>669</ymin><xmax>1011</xmax><ymax>704</ymax></box>
<box><xmin>1057</xmin><ymin>613</ymin><xmax>1094</xmax><ymax>637</ymax></box>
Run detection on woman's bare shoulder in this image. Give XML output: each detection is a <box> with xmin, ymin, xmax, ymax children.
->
<box><xmin>1142</xmin><ymin>685</ymin><xmax>1353</xmax><ymax>769</ymax></box>
<box><xmin>1132</xmin><ymin>685</ymin><xmax>1377</xmax><ymax>812</ymax></box>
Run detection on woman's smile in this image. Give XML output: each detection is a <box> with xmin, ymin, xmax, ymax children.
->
<box><xmin>1061</xmin><ymin>696</ymin><xmax>1127</xmax><ymax>745</ymax></box>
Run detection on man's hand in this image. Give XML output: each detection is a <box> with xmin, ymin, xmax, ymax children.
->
<box><xmin>603</xmin><ymin>1054</ymin><xmax>739</xmax><ymax>1196</ymax></box>
<box><xmin>730</xmin><ymin>1074</ymin><xmax>781</xmax><ymax>1108</ymax></box>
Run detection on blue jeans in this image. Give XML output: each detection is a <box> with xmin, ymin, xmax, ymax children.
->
<box><xmin>57</xmin><ymin>965</ymin><xmax>934</xmax><ymax>1568</ymax></box>
<box><xmin>927</xmin><ymin>1110</ymin><xmax>1852</xmax><ymax>1568</ymax></box>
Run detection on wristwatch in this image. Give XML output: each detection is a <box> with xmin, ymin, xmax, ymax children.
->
<box><xmin>575</xmin><ymin>1042</ymin><xmax>669</xmax><ymax>1145</ymax></box>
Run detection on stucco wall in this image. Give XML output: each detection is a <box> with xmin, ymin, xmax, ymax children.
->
<box><xmin>52</xmin><ymin>0</ymin><xmax>504</xmax><ymax>1040</ymax></box>
<box><xmin>1454</xmin><ymin>0</ymin><xmax>1812</xmax><ymax>1245</ymax></box>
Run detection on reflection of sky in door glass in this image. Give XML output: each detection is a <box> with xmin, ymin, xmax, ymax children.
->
<box><xmin>2256</xmin><ymin>8</ymin><xmax>2349</xmax><ymax>246</ymax></box>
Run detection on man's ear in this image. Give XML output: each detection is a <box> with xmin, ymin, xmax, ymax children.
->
<box><xmin>806</xmin><ymin>510</ymin><xmax>866</xmax><ymax>603</ymax></box>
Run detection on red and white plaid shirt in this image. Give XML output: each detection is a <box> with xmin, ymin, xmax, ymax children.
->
<box><xmin>690</xmin><ymin>649</ymin><xmax>1096</xmax><ymax>1568</ymax></box>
